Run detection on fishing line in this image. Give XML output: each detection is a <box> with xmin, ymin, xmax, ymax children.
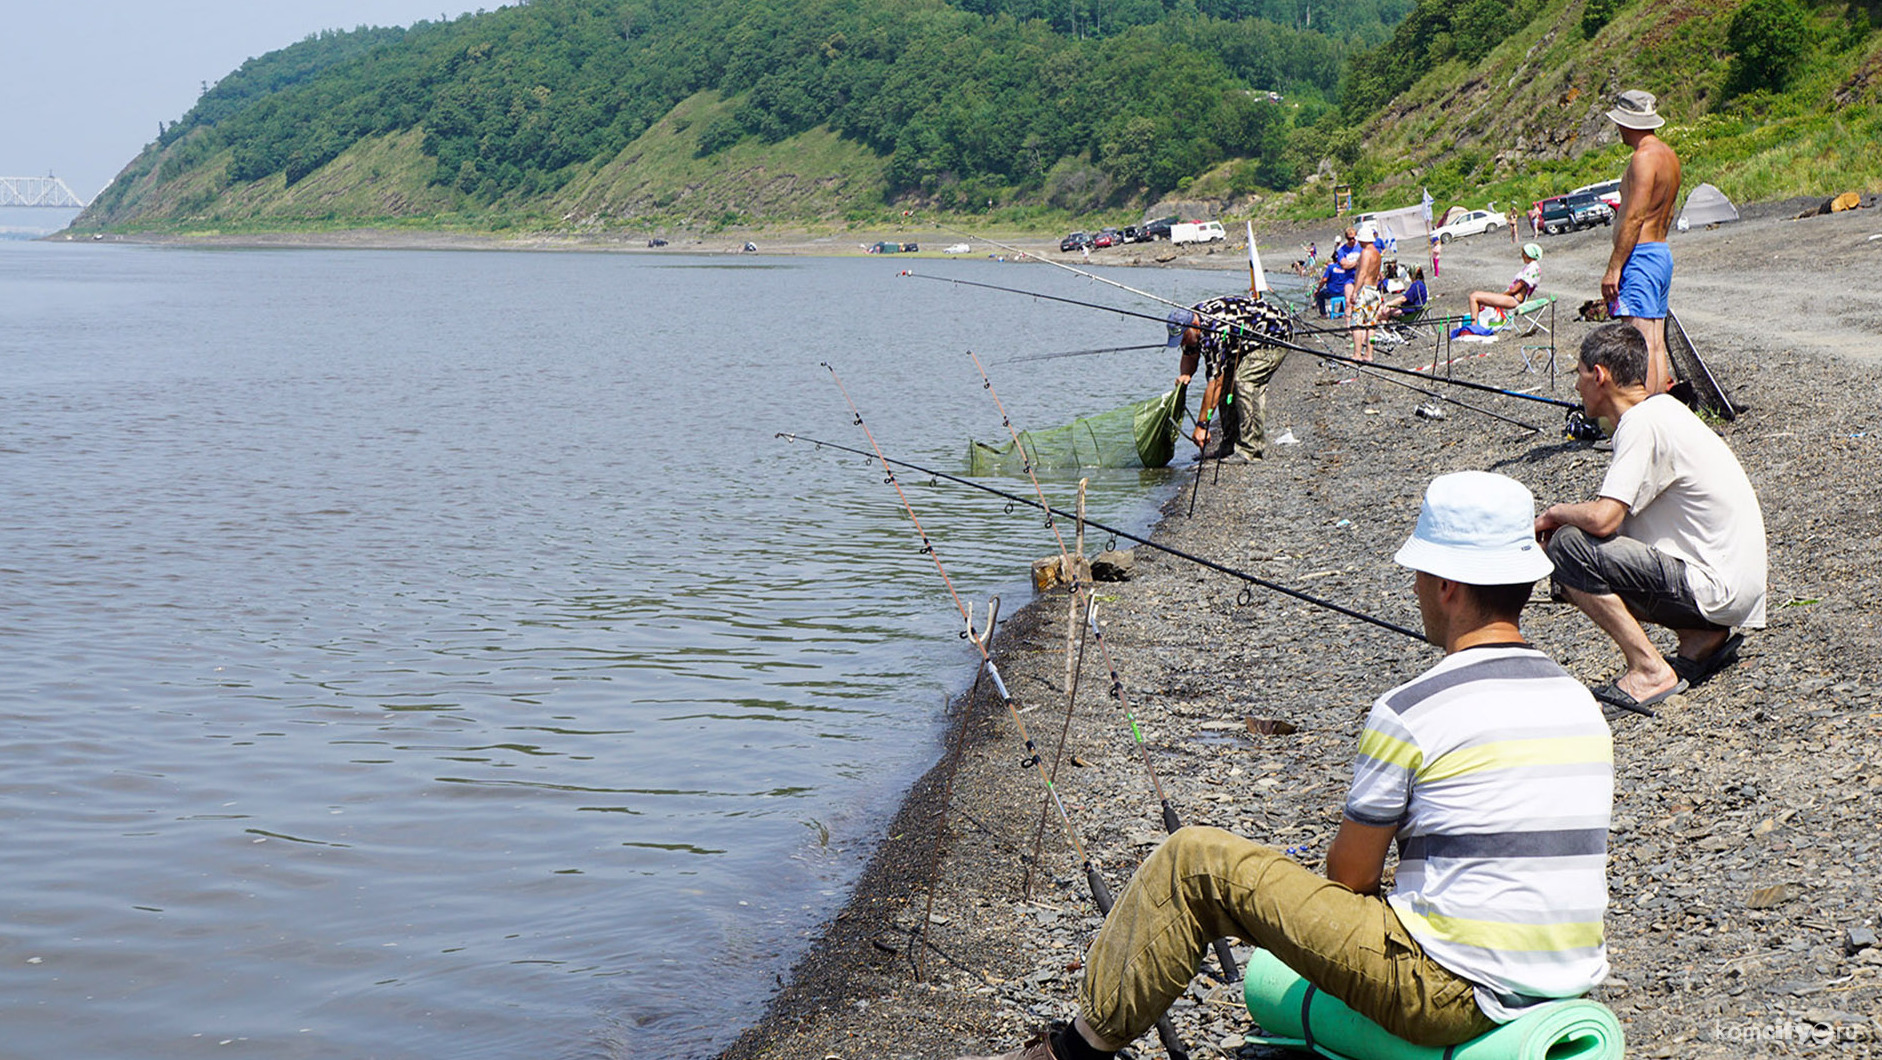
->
<box><xmin>902</xmin><ymin>270</ymin><xmax>1581</xmax><ymax>412</ymax></box>
<box><xmin>970</xmin><ymin>351</ymin><xmax>1239</xmax><ymax>982</ymax></box>
<box><xmin>776</xmin><ymin>431</ymin><xmax>1427</xmax><ymax>642</ymax></box>
<box><xmin>821</xmin><ymin>362</ymin><xmax>1194</xmax><ymax>1060</ymax></box>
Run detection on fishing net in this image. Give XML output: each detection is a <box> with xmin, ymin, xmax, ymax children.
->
<box><xmin>1666</xmin><ymin>309</ymin><xmax>1737</xmax><ymax>420</ymax></box>
<box><xmin>967</xmin><ymin>383</ymin><xmax>1189</xmax><ymax>474</ymax></box>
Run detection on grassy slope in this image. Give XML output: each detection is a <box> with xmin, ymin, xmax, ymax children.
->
<box><xmin>551</xmin><ymin>91</ymin><xmax>891</xmax><ymax>231</ymax></box>
<box><xmin>1270</xmin><ymin>0</ymin><xmax>1882</xmax><ymax>219</ymax></box>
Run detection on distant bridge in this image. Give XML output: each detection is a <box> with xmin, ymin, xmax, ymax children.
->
<box><xmin>0</xmin><ymin>176</ymin><xmax>88</xmax><ymax>208</ymax></box>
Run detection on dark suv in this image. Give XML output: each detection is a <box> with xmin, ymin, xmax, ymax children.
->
<box><xmin>1541</xmin><ymin>193</ymin><xmax>1613</xmax><ymax>235</ymax></box>
<box><xmin>1142</xmin><ymin>216</ymin><xmax>1179</xmax><ymax>240</ymax></box>
<box><xmin>1060</xmin><ymin>231</ymin><xmax>1093</xmax><ymax>252</ymax></box>
<box><xmin>1568</xmin><ymin>193</ymin><xmax>1613</xmax><ymax>228</ymax></box>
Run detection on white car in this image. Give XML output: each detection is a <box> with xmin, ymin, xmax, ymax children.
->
<box><xmin>1432</xmin><ymin>209</ymin><xmax>1508</xmax><ymax>242</ymax></box>
<box><xmin>943</xmin><ymin>242</ymin><xmax>972</xmax><ymax>254</ymax></box>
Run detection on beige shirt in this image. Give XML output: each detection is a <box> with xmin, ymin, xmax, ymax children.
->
<box><xmin>1600</xmin><ymin>395</ymin><xmax>1767</xmax><ymax>627</ymax></box>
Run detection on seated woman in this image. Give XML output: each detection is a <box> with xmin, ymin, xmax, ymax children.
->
<box><xmin>1466</xmin><ymin>243</ymin><xmax>1541</xmax><ymax>324</ymax></box>
<box><xmin>1383</xmin><ymin>266</ymin><xmax>1429</xmax><ymax>321</ymax></box>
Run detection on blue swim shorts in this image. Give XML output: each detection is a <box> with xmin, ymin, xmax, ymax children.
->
<box><xmin>1613</xmin><ymin>241</ymin><xmax>1672</xmax><ymax>319</ymax></box>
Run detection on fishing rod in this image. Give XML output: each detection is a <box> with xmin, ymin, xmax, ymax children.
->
<box><xmin>969</xmin><ymin>352</ymin><xmax>1241</xmax><ymax>983</ymax></box>
<box><xmin>1348</xmin><ymin>361</ymin><xmax>1541</xmax><ymax>432</ymax></box>
<box><xmin>775</xmin><ymin>430</ymin><xmax>1427</xmax><ymax>643</ymax></box>
<box><xmin>916</xmin><ymin>595</ymin><xmax>999</xmax><ymax>983</ymax></box>
<box><xmin>927</xmin><ymin>220</ymin><xmax>1209</xmax><ymax>321</ymax></box>
<box><xmin>902</xmin><ymin>270</ymin><xmax>1583</xmax><ymax>413</ymax></box>
<box><xmin>820</xmin><ymin>363</ymin><xmax>1194</xmax><ymax>1060</ymax></box>
<box><xmin>1286</xmin><ymin>319</ymin><xmax>1543</xmax><ymax>432</ymax></box>
<box><xmin>1001</xmin><ymin>342</ymin><xmax>1167</xmax><ymax>364</ymax></box>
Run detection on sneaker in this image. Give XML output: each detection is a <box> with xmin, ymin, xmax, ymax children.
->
<box><xmin>955</xmin><ymin>1030</ymin><xmax>1059</xmax><ymax>1060</ymax></box>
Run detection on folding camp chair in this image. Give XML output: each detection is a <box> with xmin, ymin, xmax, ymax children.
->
<box><xmin>1511</xmin><ymin>295</ymin><xmax>1558</xmax><ymax>385</ymax></box>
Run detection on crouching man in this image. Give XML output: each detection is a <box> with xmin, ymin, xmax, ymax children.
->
<box><xmin>1536</xmin><ymin>324</ymin><xmax>1767</xmax><ymax>713</ymax></box>
<box><xmin>961</xmin><ymin>472</ymin><xmax>1613</xmax><ymax>1060</ymax></box>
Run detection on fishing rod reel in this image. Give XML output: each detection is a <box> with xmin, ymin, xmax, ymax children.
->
<box><xmin>1563</xmin><ymin>406</ymin><xmax>1605</xmax><ymax>442</ymax></box>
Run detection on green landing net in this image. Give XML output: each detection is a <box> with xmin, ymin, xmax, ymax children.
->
<box><xmin>966</xmin><ymin>383</ymin><xmax>1188</xmax><ymax>474</ymax></box>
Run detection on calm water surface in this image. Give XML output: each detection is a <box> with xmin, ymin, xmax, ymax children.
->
<box><xmin>0</xmin><ymin>241</ymin><xmax>1241</xmax><ymax>1058</ymax></box>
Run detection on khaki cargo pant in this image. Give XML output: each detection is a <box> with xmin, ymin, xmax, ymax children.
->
<box><xmin>1228</xmin><ymin>343</ymin><xmax>1287</xmax><ymax>459</ymax></box>
<box><xmin>1079</xmin><ymin>826</ymin><xmax>1498</xmax><ymax>1048</ymax></box>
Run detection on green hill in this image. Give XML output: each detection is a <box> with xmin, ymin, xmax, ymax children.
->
<box><xmin>78</xmin><ymin>0</ymin><xmax>1377</xmax><ymax>233</ymax></box>
<box><xmin>1315</xmin><ymin>0</ymin><xmax>1882</xmax><ymax>219</ymax></box>
<box><xmin>73</xmin><ymin>0</ymin><xmax>1882</xmax><ymax>235</ymax></box>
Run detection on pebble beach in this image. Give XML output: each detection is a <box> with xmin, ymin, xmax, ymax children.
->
<box><xmin>720</xmin><ymin>197</ymin><xmax>1882</xmax><ymax>1060</ymax></box>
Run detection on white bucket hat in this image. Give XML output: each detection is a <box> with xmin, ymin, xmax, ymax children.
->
<box><xmin>1606</xmin><ymin>89</ymin><xmax>1665</xmax><ymax>130</ymax></box>
<box><xmin>1394</xmin><ymin>471</ymin><xmax>1555</xmax><ymax>584</ymax></box>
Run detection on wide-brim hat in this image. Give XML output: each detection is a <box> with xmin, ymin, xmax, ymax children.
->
<box><xmin>1394</xmin><ymin>471</ymin><xmax>1555</xmax><ymax>584</ymax></box>
<box><xmin>1607</xmin><ymin>89</ymin><xmax>1665</xmax><ymax>130</ymax></box>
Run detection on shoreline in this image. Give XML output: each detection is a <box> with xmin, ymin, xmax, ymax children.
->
<box><xmin>48</xmin><ymin>219</ymin><xmax>1324</xmax><ymax>272</ymax></box>
<box><xmin>719</xmin><ymin>200</ymin><xmax>1882</xmax><ymax>1059</ymax></box>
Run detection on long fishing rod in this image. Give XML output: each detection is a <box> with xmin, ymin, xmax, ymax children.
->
<box><xmin>902</xmin><ymin>270</ymin><xmax>1582</xmax><ymax>412</ymax></box>
<box><xmin>927</xmin><ymin>220</ymin><xmax>1208</xmax><ymax>321</ymax></box>
<box><xmin>820</xmin><ymin>363</ymin><xmax>1193</xmax><ymax>1060</ymax></box>
<box><xmin>1002</xmin><ymin>342</ymin><xmax>1167</xmax><ymax>364</ymax></box>
<box><xmin>776</xmin><ymin>431</ymin><xmax>1427</xmax><ymax>643</ymax></box>
<box><xmin>1287</xmin><ymin>322</ymin><xmax>1543</xmax><ymax>432</ymax></box>
<box><xmin>1349</xmin><ymin>362</ymin><xmax>1541</xmax><ymax>432</ymax></box>
<box><xmin>915</xmin><ymin>595</ymin><xmax>998</xmax><ymax>983</ymax></box>
<box><xmin>968</xmin><ymin>352</ymin><xmax>1241</xmax><ymax>983</ymax></box>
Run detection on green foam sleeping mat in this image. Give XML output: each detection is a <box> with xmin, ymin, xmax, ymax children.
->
<box><xmin>1241</xmin><ymin>949</ymin><xmax>1625</xmax><ymax>1060</ymax></box>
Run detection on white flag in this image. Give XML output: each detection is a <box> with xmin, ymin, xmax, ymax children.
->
<box><xmin>1246</xmin><ymin>220</ymin><xmax>1269</xmax><ymax>294</ymax></box>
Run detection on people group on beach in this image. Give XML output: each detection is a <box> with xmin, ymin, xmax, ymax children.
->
<box><xmin>965</xmin><ymin>90</ymin><xmax>1769</xmax><ymax>1060</ymax></box>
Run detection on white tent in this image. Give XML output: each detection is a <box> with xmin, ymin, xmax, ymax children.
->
<box><xmin>1679</xmin><ymin>183</ymin><xmax>1739</xmax><ymax>228</ymax></box>
<box><xmin>1367</xmin><ymin>203</ymin><xmax>1432</xmax><ymax>249</ymax></box>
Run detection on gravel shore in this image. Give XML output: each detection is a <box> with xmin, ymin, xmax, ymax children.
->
<box><xmin>720</xmin><ymin>198</ymin><xmax>1882</xmax><ymax>1060</ymax></box>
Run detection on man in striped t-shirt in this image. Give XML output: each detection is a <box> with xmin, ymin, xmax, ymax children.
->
<box><xmin>960</xmin><ymin>472</ymin><xmax>1613</xmax><ymax>1060</ymax></box>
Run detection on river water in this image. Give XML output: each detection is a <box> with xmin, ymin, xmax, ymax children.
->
<box><xmin>0</xmin><ymin>240</ymin><xmax>1264</xmax><ymax>1058</ymax></box>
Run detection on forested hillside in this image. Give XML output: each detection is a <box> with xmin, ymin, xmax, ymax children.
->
<box><xmin>84</xmin><ymin>0</ymin><xmax>1399</xmax><ymax>229</ymax></box>
<box><xmin>76</xmin><ymin>0</ymin><xmax>1882</xmax><ymax>233</ymax></box>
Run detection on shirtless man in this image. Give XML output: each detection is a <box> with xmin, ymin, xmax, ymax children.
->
<box><xmin>1602</xmin><ymin>90</ymin><xmax>1681</xmax><ymax>395</ymax></box>
<box><xmin>1349</xmin><ymin>221</ymin><xmax>1384</xmax><ymax>362</ymax></box>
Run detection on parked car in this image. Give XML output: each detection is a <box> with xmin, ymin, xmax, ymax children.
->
<box><xmin>1142</xmin><ymin>216</ymin><xmax>1179</xmax><ymax>240</ymax></box>
<box><xmin>1121</xmin><ymin>225</ymin><xmax>1143</xmax><ymax>243</ymax></box>
<box><xmin>1568</xmin><ymin>193</ymin><xmax>1613</xmax><ymax>228</ymax></box>
<box><xmin>1094</xmin><ymin>227</ymin><xmax>1123</xmax><ymax>248</ymax></box>
<box><xmin>1060</xmin><ymin>231</ymin><xmax>1093</xmax><ymax>252</ymax></box>
<box><xmin>1431</xmin><ymin>209</ymin><xmax>1508</xmax><ymax>242</ymax></box>
<box><xmin>1540</xmin><ymin>193</ymin><xmax>1612</xmax><ymax>235</ymax></box>
<box><xmin>1572</xmin><ymin>178</ymin><xmax>1623</xmax><ymax>210</ymax></box>
<box><xmin>943</xmin><ymin>242</ymin><xmax>972</xmax><ymax>254</ymax></box>
<box><xmin>647</xmin><ymin>237</ymin><xmax>669</xmax><ymax>247</ymax></box>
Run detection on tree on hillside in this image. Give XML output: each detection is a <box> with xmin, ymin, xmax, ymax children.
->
<box><xmin>1724</xmin><ymin>0</ymin><xmax>1818</xmax><ymax>96</ymax></box>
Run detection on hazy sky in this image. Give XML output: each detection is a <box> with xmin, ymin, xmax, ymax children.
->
<box><xmin>2</xmin><ymin>2</ymin><xmax>482</xmax><ymax>203</ymax></box>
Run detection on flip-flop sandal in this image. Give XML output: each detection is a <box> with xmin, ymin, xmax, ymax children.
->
<box><xmin>1665</xmin><ymin>632</ymin><xmax>1745</xmax><ymax>686</ymax></box>
<box><xmin>1590</xmin><ymin>677</ymin><xmax>1689</xmax><ymax>717</ymax></box>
